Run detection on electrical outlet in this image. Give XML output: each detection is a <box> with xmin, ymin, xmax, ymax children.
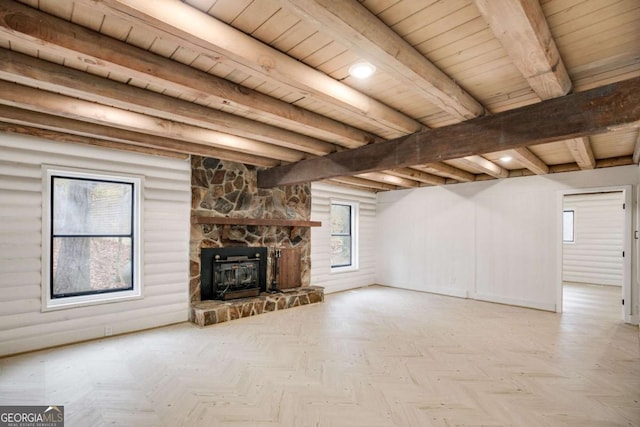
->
<box><xmin>104</xmin><ymin>326</ymin><xmax>113</xmax><ymax>337</ymax></box>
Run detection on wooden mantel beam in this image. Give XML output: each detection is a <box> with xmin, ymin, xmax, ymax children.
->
<box><xmin>191</xmin><ymin>217</ymin><xmax>321</xmax><ymax>228</ymax></box>
<box><xmin>258</xmin><ymin>76</ymin><xmax>640</xmax><ymax>187</ymax></box>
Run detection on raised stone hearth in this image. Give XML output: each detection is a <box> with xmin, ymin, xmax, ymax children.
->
<box><xmin>190</xmin><ymin>286</ymin><xmax>324</xmax><ymax>327</ymax></box>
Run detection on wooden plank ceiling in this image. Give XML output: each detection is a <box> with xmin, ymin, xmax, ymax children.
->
<box><xmin>0</xmin><ymin>0</ymin><xmax>638</xmax><ymax>191</ymax></box>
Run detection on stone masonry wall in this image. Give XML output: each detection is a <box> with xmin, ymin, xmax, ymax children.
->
<box><xmin>190</xmin><ymin>156</ymin><xmax>312</xmax><ymax>302</ymax></box>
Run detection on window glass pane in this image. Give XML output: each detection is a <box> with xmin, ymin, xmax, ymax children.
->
<box><xmin>331</xmin><ymin>235</ymin><xmax>352</xmax><ymax>267</ymax></box>
<box><xmin>53</xmin><ymin>177</ymin><xmax>132</xmax><ymax>235</ymax></box>
<box><xmin>563</xmin><ymin>210</ymin><xmax>574</xmax><ymax>242</ymax></box>
<box><xmin>331</xmin><ymin>204</ymin><xmax>351</xmax><ymax>234</ymax></box>
<box><xmin>52</xmin><ymin>237</ymin><xmax>132</xmax><ymax>297</ymax></box>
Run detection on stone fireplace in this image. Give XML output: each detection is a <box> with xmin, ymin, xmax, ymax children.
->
<box><xmin>189</xmin><ymin>156</ymin><xmax>323</xmax><ymax>326</ymax></box>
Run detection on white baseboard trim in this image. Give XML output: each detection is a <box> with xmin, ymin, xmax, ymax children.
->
<box><xmin>322</xmin><ymin>282</ymin><xmax>370</xmax><ymax>294</ymax></box>
<box><xmin>473</xmin><ymin>293</ymin><xmax>556</xmax><ymax>312</ymax></box>
<box><xmin>1</xmin><ymin>311</ymin><xmax>187</xmax><ymax>357</ymax></box>
<box><xmin>379</xmin><ymin>283</ymin><xmax>469</xmax><ymax>299</ymax></box>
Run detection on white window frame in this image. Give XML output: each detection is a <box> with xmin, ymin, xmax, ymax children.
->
<box><xmin>330</xmin><ymin>200</ymin><xmax>359</xmax><ymax>273</ymax></box>
<box><xmin>563</xmin><ymin>209</ymin><xmax>575</xmax><ymax>243</ymax></box>
<box><xmin>41</xmin><ymin>166</ymin><xmax>144</xmax><ymax>311</ymax></box>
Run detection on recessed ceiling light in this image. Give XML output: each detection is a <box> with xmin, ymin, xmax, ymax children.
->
<box><xmin>349</xmin><ymin>62</ymin><xmax>376</xmax><ymax>79</ymax></box>
<box><xmin>500</xmin><ymin>156</ymin><xmax>513</xmax><ymax>162</ymax></box>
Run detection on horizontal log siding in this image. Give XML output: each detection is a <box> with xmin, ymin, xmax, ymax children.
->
<box><xmin>0</xmin><ymin>133</ymin><xmax>191</xmax><ymax>356</ymax></box>
<box><xmin>563</xmin><ymin>191</ymin><xmax>625</xmax><ymax>286</ymax></box>
<box><xmin>310</xmin><ymin>182</ymin><xmax>377</xmax><ymax>294</ymax></box>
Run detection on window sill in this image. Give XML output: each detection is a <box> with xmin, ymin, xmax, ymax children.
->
<box><xmin>331</xmin><ymin>265</ymin><xmax>359</xmax><ymax>274</ymax></box>
<box><xmin>42</xmin><ymin>289</ymin><xmax>142</xmax><ymax>312</ymax></box>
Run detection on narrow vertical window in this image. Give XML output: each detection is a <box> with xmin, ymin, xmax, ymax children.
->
<box><xmin>330</xmin><ymin>202</ymin><xmax>358</xmax><ymax>270</ymax></box>
<box><xmin>563</xmin><ymin>209</ymin><xmax>575</xmax><ymax>243</ymax></box>
<box><xmin>43</xmin><ymin>167</ymin><xmax>142</xmax><ymax>310</ymax></box>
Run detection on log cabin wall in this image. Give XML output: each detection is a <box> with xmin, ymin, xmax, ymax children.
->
<box><xmin>0</xmin><ymin>132</ymin><xmax>191</xmax><ymax>357</ymax></box>
<box><xmin>190</xmin><ymin>156</ymin><xmax>311</xmax><ymax>302</ymax></box>
<box><xmin>310</xmin><ymin>182</ymin><xmax>378</xmax><ymax>294</ymax></box>
<box><xmin>563</xmin><ymin>191</ymin><xmax>625</xmax><ymax>287</ymax></box>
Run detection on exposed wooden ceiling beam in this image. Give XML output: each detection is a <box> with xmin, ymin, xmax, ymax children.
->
<box><xmin>0</xmin><ymin>80</ymin><xmax>306</xmax><ymax>163</ymax></box>
<box><xmin>258</xmin><ymin>76</ymin><xmax>640</xmax><ymax>187</ymax></box>
<box><xmin>632</xmin><ymin>131</ymin><xmax>640</xmax><ymax>164</ymax></box>
<box><xmin>0</xmin><ymin>55</ymin><xmax>474</xmax><ymax>192</ymax></box>
<box><xmin>324</xmin><ymin>177</ymin><xmax>398</xmax><ymax>192</ymax></box>
<box><xmin>474</xmin><ymin>0</ymin><xmax>571</xmax><ymax>99</ymax></box>
<box><xmin>322</xmin><ymin>179</ymin><xmax>378</xmax><ymax>193</ymax></box>
<box><xmin>0</xmin><ymin>105</ymin><xmax>277</xmax><ymax>166</ymax></box>
<box><xmin>506</xmin><ymin>156</ymin><xmax>635</xmax><ymax>178</ymax></box>
<box><xmin>269</xmin><ymin>1</ymin><xmax>541</xmax><ymax>179</ymax></box>
<box><xmin>459</xmin><ymin>156</ymin><xmax>509</xmax><ymax>179</ymax></box>
<box><xmin>277</xmin><ymin>0</ymin><xmax>485</xmax><ymax>121</ymax></box>
<box><xmin>566</xmin><ymin>137</ymin><xmax>596</xmax><ymax>170</ymax></box>
<box><xmin>595</xmin><ymin>156</ymin><xmax>634</xmax><ymax>168</ymax></box>
<box><xmin>76</xmin><ymin>0</ymin><xmax>422</xmax><ymax>135</ymax></box>
<box><xmin>413</xmin><ymin>163</ymin><xmax>476</xmax><ymax>183</ymax></box>
<box><xmin>356</xmin><ymin>172</ymin><xmax>422</xmax><ymax>188</ymax></box>
<box><xmin>0</xmin><ymin>48</ymin><xmax>337</xmax><ymax>157</ymax></box>
<box><xmin>383</xmin><ymin>168</ymin><xmax>446</xmax><ymax>186</ymax></box>
<box><xmin>475</xmin><ymin>0</ymin><xmax>582</xmax><ymax>172</ymax></box>
<box><xmin>509</xmin><ymin>147</ymin><xmax>550</xmax><ymax>175</ymax></box>
<box><xmin>0</xmin><ymin>0</ymin><xmax>377</xmax><ymax>148</ymax></box>
<box><xmin>0</xmin><ymin>121</ymin><xmax>188</xmax><ymax>159</ymax></box>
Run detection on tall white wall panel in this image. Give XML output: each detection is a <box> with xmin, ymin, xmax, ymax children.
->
<box><xmin>377</xmin><ymin>186</ymin><xmax>474</xmax><ymax>299</ymax></box>
<box><xmin>310</xmin><ymin>182</ymin><xmax>377</xmax><ymax>294</ymax></box>
<box><xmin>563</xmin><ymin>191</ymin><xmax>625</xmax><ymax>286</ymax></box>
<box><xmin>0</xmin><ymin>133</ymin><xmax>191</xmax><ymax>356</ymax></box>
<box><xmin>376</xmin><ymin>166</ymin><xmax>639</xmax><ymax>318</ymax></box>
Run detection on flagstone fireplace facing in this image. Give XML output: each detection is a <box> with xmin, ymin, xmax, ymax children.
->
<box><xmin>189</xmin><ymin>156</ymin><xmax>324</xmax><ymax>327</ymax></box>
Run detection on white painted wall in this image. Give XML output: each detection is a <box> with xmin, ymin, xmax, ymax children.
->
<box><xmin>563</xmin><ymin>191</ymin><xmax>625</xmax><ymax>286</ymax></box>
<box><xmin>0</xmin><ymin>133</ymin><xmax>191</xmax><ymax>356</ymax></box>
<box><xmin>376</xmin><ymin>185</ymin><xmax>475</xmax><ymax>299</ymax></box>
<box><xmin>310</xmin><ymin>182</ymin><xmax>377</xmax><ymax>294</ymax></box>
<box><xmin>376</xmin><ymin>166</ymin><xmax>639</xmax><ymax>322</ymax></box>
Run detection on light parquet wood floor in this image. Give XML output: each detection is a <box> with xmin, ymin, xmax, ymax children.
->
<box><xmin>1</xmin><ymin>285</ymin><xmax>639</xmax><ymax>426</ymax></box>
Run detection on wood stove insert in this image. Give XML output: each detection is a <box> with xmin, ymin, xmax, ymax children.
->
<box><xmin>200</xmin><ymin>247</ymin><xmax>267</xmax><ymax>301</ymax></box>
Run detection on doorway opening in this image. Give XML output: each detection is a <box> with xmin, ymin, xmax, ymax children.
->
<box><xmin>559</xmin><ymin>187</ymin><xmax>632</xmax><ymax>323</ymax></box>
